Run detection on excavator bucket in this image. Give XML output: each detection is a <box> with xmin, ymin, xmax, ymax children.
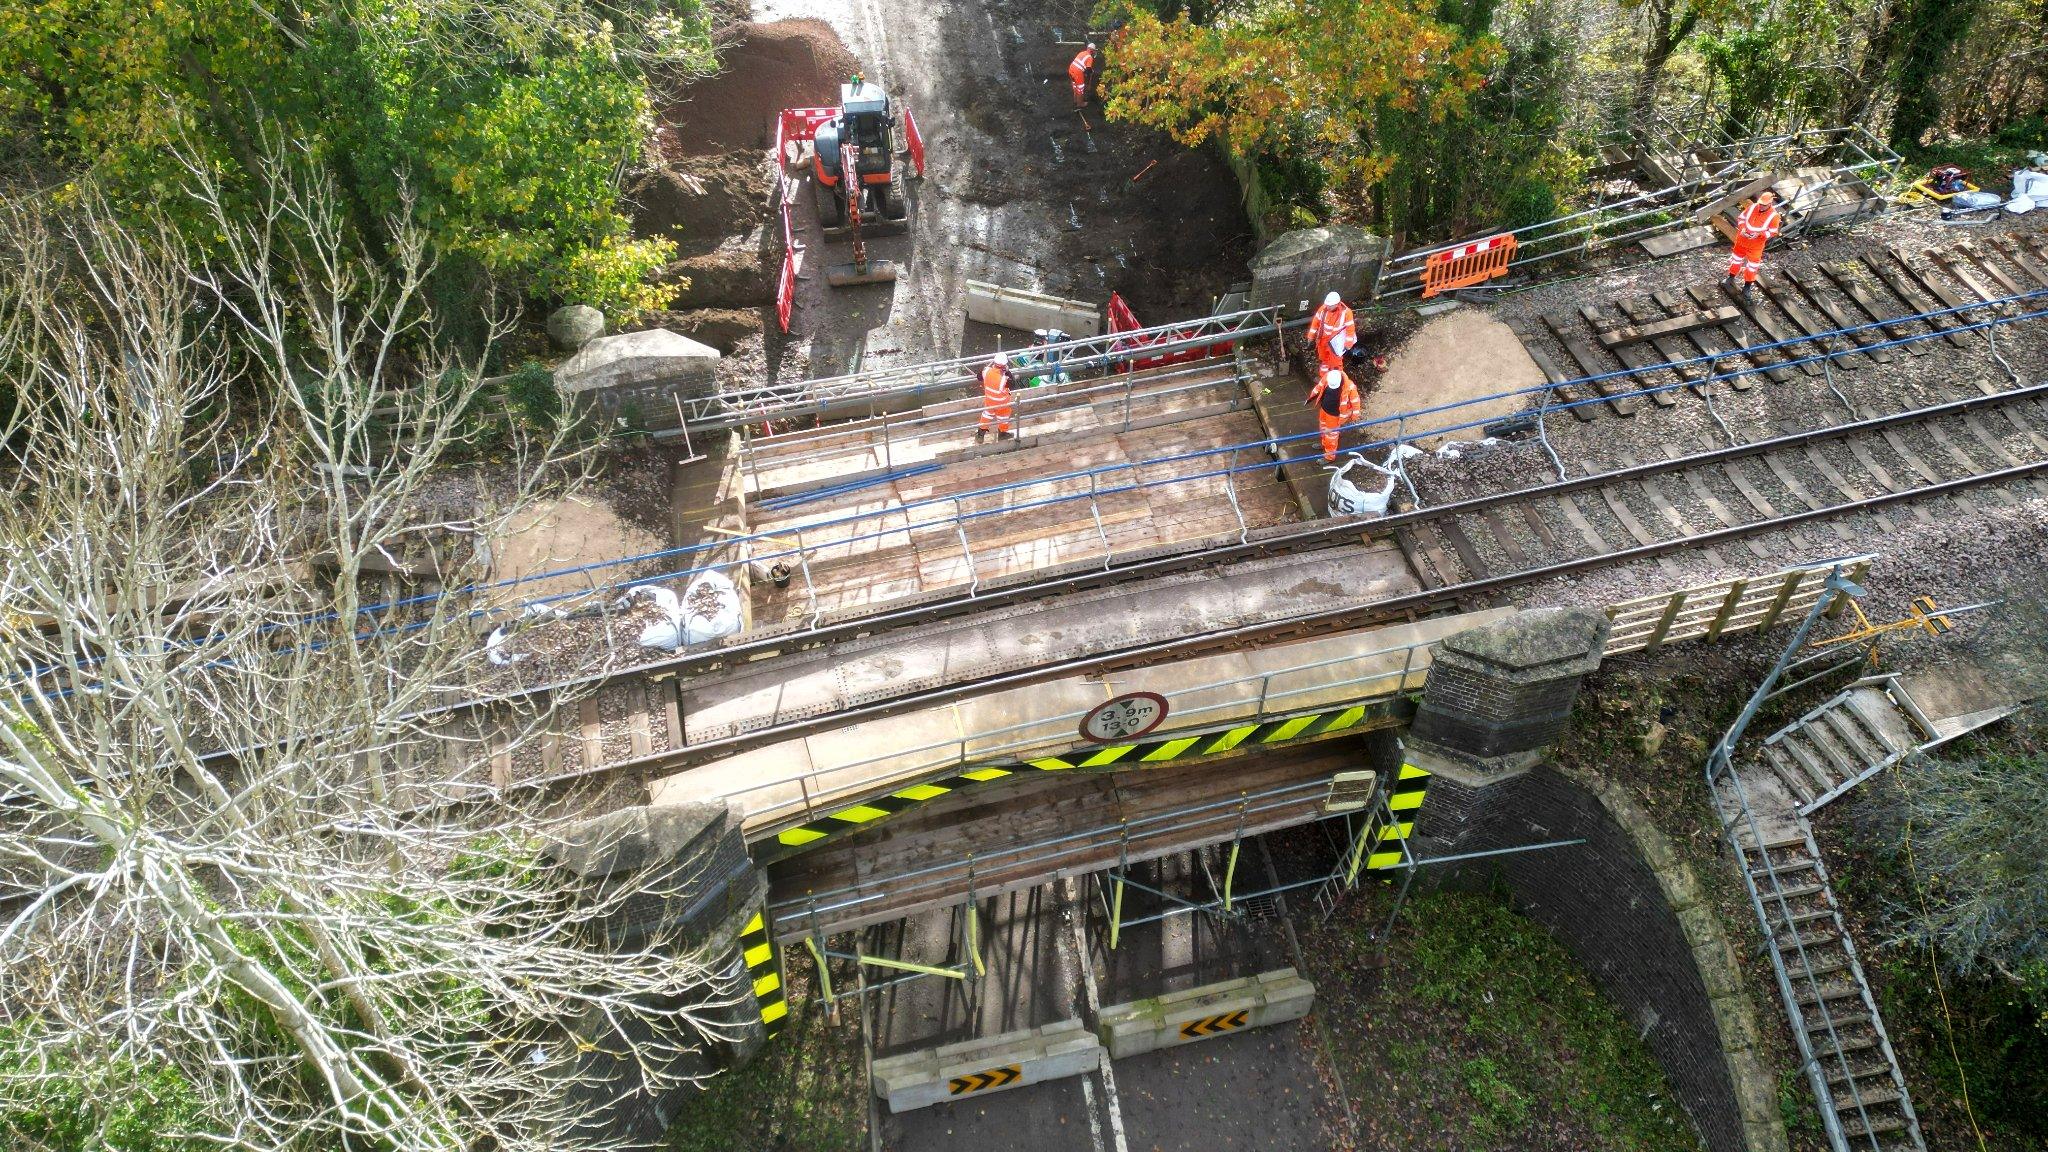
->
<box><xmin>825</xmin><ymin>257</ymin><xmax>900</xmax><ymax>287</ymax></box>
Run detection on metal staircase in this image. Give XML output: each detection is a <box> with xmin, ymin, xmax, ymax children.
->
<box><xmin>1759</xmin><ymin>676</ymin><xmax>1931</xmax><ymax>816</ymax></box>
<box><xmin>1704</xmin><ymin>567</ymin><xmax>1926</xmax><ymax>1152</ymax></box>
<box><xmin>1725</xmin><ymin>820</ymin><xmax>1925</xmax><ymax>1151</ymax></box>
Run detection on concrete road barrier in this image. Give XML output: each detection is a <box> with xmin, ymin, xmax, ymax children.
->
<box><xmin>1097</xmin><ymin>968</ymin><xmax>1316</xmax><ymax>1060</ymax></box>
<box><xmin>870</xmin><ymin>1018</ymin><xmax>1102</xmax><ymax>1112</ymax></box>
<box><xmin>964</xmin><ymin>279</ymin><xmax>1102</xmax><ymax>337</ymax></box>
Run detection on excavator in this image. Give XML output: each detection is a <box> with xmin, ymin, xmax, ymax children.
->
<box><xmin>809</xmin><ymin>76</ymin><xmax>911</xmax><ymax>286</ymax></box>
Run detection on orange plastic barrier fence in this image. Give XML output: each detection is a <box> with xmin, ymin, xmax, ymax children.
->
<box><xmin>1420</xmin><ymin>233</ymin><xmax>1517</xmax><ymax>298</ymax></box>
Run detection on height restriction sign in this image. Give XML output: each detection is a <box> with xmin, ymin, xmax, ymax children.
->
<box><xmin>1079</xmin><ymin>691</ymin><xmax>1168</xmax><ymax>744</ymax></box>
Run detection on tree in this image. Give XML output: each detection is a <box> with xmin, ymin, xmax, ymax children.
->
<box><xmin>1886</xmin><ymin>0</ymin><xmax>1981</xmax><ymax>147</ymax></box>
<box><xmin>0</xmin><ymin>165</ymin><xmax>740</xmax><ymax>1151</ymax></box>
<box><xmin>0</xmin><ymin>0</ymin><xmax>711</xmax><ymax>320</ymax></box>
<box><xmin>1618</xmin><ymin>0</ymin><xmax>1734</xmax><ymax>126</ymax></box>
<box><xmin>1891</xmin><ymin>748</ymin><xmax>2048</xmax><ymax>1002</ymax></box>
<box><xmin>1102</xmin><ymin>0</ymin><xmax>1494</xmax><ymax>223</ymax></box>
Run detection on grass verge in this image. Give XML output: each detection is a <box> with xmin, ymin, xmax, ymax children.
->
<box><xmin>1303</xmin><ymin>883</ymin><xmax>1703</xmax><ymax>1152</ymax></box>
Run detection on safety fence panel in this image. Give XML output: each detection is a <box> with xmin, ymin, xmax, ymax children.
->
<box><xmin>1421</xmin><ymin>233</ymin><xmax>1516</xmax><ymax>298</ymax></box>
<box><xmin>770</xmin><ymin>107</ymin><xmax>837</xmax><ymax>334</ymax></box>
<box><xmin>1603</xmin><ymin>556</ymin><xmax>1874</xmax><ymax>657</ymax></box>
<box><xmin>1106</xmin><ymin>291</ymin><xmax>1237</xmax><ymax>371</ymax></box>
<box><xmin>903</xmin><ymin>104</ymin><xmax>926</xmax><ymax>177</ymax></box>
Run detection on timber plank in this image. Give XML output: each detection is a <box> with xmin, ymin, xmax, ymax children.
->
<box><xmin>1893</xmin><ymin>245</ymin><xmax>1990</xmax><ymax>328</ymax></box>
<box><xmin>1435</xmin><ymin>519</ymin><xmax>1492</xmax><ymax>580</ymax></box>
<box><xmin>1595</xmin><ymin>304</ymin><xmax>1743</xmax><ymax>349</ymax></box>
<box><xmin>1819</xmin><ymin>261</ymin><xmax>1929</xmax><ymax>355</ymax></box>
<box><xmin>1479</xmin><ymin>507</ymin><xmax>1529</xmax><ymax>567</ymax></box>
<box><xmin>1391</xmin><ymin>526</ymin><xmax>1445</xmax><ymax>589</ymax></box>
<box><xmin>1655</xmin><ymin>289</ymin><xmax>1746</xmax><ymax>390</ymax></box>
<box><xmin>1552</xmin><ymin>494</ymin><xmax>1611</xmax><ymax>554</ymax></box>
<box><xmin>1787</xmin><ymin>266</ymin><xmax>1892</xmax><ymax>363</ymax></box>
<box><xmin>1582</xmin><ymin>304</ymin><xmax>1682</xmax><ymax>405</ymax></box>
<box><xmin>1687</xmin><ymin>284</ymin><xmax>1788</xmax><ymax>383</ymax></box>
<box><xmin>1928</xmin><ymin>246</ymin><xmax>2013</xmax><ymax>315</ymax></box>
<box><xmin>1718</xmin><ymin>280</ymin><xmax>1824</xmax><ymax>376</ymax></box>
<box><xmin>1861</xmin><ymin>253</ymin><xmax>1969</xmax><ymax>348</ymax></box>
<box><xmin>1956</xmin><ymin>240</ymin><xmax>2030</xmax><ymax>303</ymax></box>
<box><xmin>1542</xmin><ymin>312</ymin><xmax>1642</xmax><ymax>416</ymax></box>
<box><xmin>1617</xmin><ymin>296</ymin><xmax>1707</xmax><ymax>384</ymax></box>
<box><xmin>1520</xmin><ymin>339</ymin><xmax>1599</xmax><ymax>423</ymax></box>
<box><xmin>1759</xmin><ymin>274</ymin><xmax>1866</xmax><ymax>368</ymax></box>
<box><xmin>1986</xmin><ymin>234</ymin><xmax>2048</xmax><ymax>289</ymax></box>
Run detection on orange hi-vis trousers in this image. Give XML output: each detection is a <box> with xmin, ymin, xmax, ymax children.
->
<box><xmin>1727</xmin><ymin>232</ymin><xmax>1768</xmax><ymax>283</ymax></box>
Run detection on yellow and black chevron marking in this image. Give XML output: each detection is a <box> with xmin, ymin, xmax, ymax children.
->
<box><xmin>739</xmin><ymin>911</ymin><xmax>786</xmax><ymax>1039</ymax></box>
<box><xmin>1179</xmin><ymin>1009</ymin><xmax>1249</xmax><ymax>1039</ymax></box>
<box><xmin>770</xmin><ymin>705</ymin><xmax>1380</xmax><ymax>856</ymax></box>
<box><xmin>948</xmin><ymin>1064</ymin><xmax>1022</xmax><ymax>1095</ymax></box>
<box><xmin>1366</xmin><ymin>762</ymin><xmax>1432</xmax><ymax>871</ymax></box>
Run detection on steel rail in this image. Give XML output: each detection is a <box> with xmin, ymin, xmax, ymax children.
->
<box><xmin>562</xmin><ymin>408</ymin><xmax>2048</xmax><ymax>784</ymax></box>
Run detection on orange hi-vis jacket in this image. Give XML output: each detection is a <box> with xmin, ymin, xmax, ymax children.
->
<box><xmin>1309</xmin><ymin>367</ymin><xmax>1362</xmax><ymax>460</ymax></box>
<box><xmin>1307</xmin><ymin>299</ymin><xmax>1355</xmax><ymax>366</ymax></box>
<box><xmin>1069</xmin><ymin>47</ymin><xmax>1097</xmax><ymax>88</ymax></box>
<box><xmin>979</xmin><ymin>362</ymin><xmax>1014</xmax><ymax>430</ymax></box>
<box><xmin>1736</xmin><ymin>199</ymin><xmax>1783</xmax><ymax>241</ymax></box>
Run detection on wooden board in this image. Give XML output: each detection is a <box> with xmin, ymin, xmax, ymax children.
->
<box><xmin>1892</xmin><ymin>245</ymin><xmax>1989</xmax><ymax>328</ymax></box>
<box><xmin>1956</xmin><ymin>240</ymin><xmax>2030</xmax><ymax>303</ymax></box>
<box><xmin>1651</xmin><ymin>290</ymin><xmax>1741</xmax><ymax>393</ymax></box>
<box><xmin>1759</xmin><ymin>275</ymin><xmax>1865</xmax><ymax>369</ymax></box>
<box><xmin>1818</xmin><ymin>261</ymin><xmax>1928</xmax><ymax>356</ymax></box>
<box><xmin>1596</xmin><ymin>304</ymin><xmax>1743</xmax><ymax>349</ymax></box>
<box><xmin>1861</xmin><ymin>253</ymin><xmax>1969</xmax><ymax>348</ymax></box>
<box><xmin>1582</xmin><ymin>304</ymin><xmax>1682</xmax><ymax>404</ymax></box>
<box><xmin>1518</xmin><ymin>338</ymin><xmax>1599</xmax><ymax>423</ymax></box>
<box><xmin>1717</xmin><ymin>280</ymin><xmax>1823</xmax><ymax>376</ymax></box>
<box><xmin>1616</xmin><ymin>296</ymin><xmax>1707</xmax><ymax>384</ymax></box>
<box><xmin>1786</xmin><ymin>267</ymin><xmax>1892</xmax><ymax>363</ymax></box>
<box><xmin>1541</xmin><ymin>312</ymin><xmax>1641</xmax><ymax>417</ymax></box>
<box><xmin>1986</xmin><ymin>235</ymin><xmax>2048</xmax><ymax>289</ymax></box>
<box><xmin>1686</xmin><ymin>284</ymin><xmax>1789</xmax><ymax>384</ymax></box>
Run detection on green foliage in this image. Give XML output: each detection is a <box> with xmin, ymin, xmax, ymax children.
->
<box><xmin>1887</xmin><ymin>0</ymin><xmax>1981</xmax><ymax>148</ymax></box>
<box><xmin>0</xmin><ymin>1027</ymin><xmax>210</xmax><ymax>1152</ymax></box>
<box><xmin>0</xmin><ymin>0</ymin><xmax>705</xmax><ymax>320</ymax></box>
<box><xmin>1892</xmin><ymin>751</ymin><xmax>2048</xmax><ymax>986</ymax></box>
<box><xmin>664</xmin><ymin>973</ymin><xmax>867</xmax><ymax>1152</ymax></box>
<box><xmin>1399</xmin><ymin>888</ymin><xmax>1697</xmax><ymax>1150</ymax></box>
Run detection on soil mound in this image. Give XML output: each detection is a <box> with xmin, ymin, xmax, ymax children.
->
<box><xmin>624</xmin><ymin>151</ymin><xmax>768</xmax><ymax>256</ymax></box>
<box><xmin>658</xmin><ymin>251</ymin><xmax>774</xmax><ymax>310</ymax></box>
<box><xmin>635</xmin><ymin>308</ymin><xmax>764</xmax><ymax>354</ymax></box>
<box><xmin>1363</xmin><ymin>309</ymin><xmax>1543</xmax><ymax>447</ymax></box>
<box><xmin>658</xmin><ymin>19</ymin><xmax>861</xmax><ymax>159</ymax></box>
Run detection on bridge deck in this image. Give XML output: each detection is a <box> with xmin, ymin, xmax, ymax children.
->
<box><xmin>762</xmin><ymin>743</ymin><xmax>1361</xmax><ymax>942</ymax></box>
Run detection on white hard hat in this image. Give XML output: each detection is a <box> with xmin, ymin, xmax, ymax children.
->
<box><xmin>1323</xmin><ymin>366</ymin><xmax>1343</xmax><ymax>385</ymax></box>
<box><xmin>990</xmin><ymin>353</ymin><xmax>1008</xmax><ymax>367</ymax></box>
<box><xmin>1324</xmin><ymin>291</ymin><xmax>1341</xmax><ymax>307</ymax></box>
<box><xmin>1087</xmin><ymin>42</ymin><xmax>1097</xmax><ymax>51</ymax></box>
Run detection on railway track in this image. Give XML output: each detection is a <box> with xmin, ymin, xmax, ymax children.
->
<box><xmin>420</xmin><ymin>378</ymin><xmax>2048</xmax><ymax>802</ymax></box>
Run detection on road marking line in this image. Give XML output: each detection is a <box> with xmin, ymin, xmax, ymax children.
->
<box><xmin>1064</xmin><ymin>879</ymin><xmax>1128</xmax><ymax>1152</ymax></box>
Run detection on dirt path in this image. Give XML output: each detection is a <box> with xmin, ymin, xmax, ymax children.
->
<box><xmin>749</xmin><ymin>0</ymin><xmax>1252</xmax><ymax>380</ymax></box>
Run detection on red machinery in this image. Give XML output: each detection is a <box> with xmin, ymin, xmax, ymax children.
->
<box><xmin>771</xmin><ymin>81</ymin><xmax>928</xmax><ymax>325</ymax></box>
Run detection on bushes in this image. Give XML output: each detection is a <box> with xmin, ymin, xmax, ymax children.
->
<box><xmin>0</xmin><ymin>1031</ymin><xmax>210</xmax><ymax>1152</ymax></box>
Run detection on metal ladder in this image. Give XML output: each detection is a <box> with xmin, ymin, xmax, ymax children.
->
<box><xmin>1311</xmin><ymin>775</ymin><xmax>1397</xmax><ymax>922</ymax></box>
<box><xmin>1759</xmin><ymin>676</ymin><xmax>1931</xmax><ymax>817</ymax></box>
<box><xmin>1721</xmin><ymin>811</ymin><xmax>1926</xmax><ymax>1151</ymax></box>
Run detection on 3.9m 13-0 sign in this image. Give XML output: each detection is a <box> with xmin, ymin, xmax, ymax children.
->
<box><xmin>1079</xmin><ymin>691</ymin><xmax>1168</xmax><ymax>744</ymax></box>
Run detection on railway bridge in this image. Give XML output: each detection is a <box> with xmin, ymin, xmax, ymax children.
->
<box><xmin>446</xmin><ymin>222</ymin><xmax>2048</xmax><ymax>1151</ymax></box>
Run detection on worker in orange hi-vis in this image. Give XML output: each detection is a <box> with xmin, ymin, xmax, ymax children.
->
<box><xmin>1306</xmin><ymin>365</ymin><xmax>1363</xmax><ymax>464</ymax></box>
<box><xmin>1723</xmin><ymin>191</ymin><xmax>1783</xmax><ymax>299</ymax></box>
<box><xmin>1069</xmin><ymin>43</ymin><xmax>1098</xmax><ymax>106</ymax></box>
<box><xmin>976</xmin><ymin>354</ymin><xmax>1015</xmax><ymax>444</ymax></box>
<box><xmin>1305</xmin><ymin>291</ymin><xmax>1356</xmax><ymax>369</ymax></box>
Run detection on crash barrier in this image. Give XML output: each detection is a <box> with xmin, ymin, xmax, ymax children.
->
<box><xmin>903</xmin><ymin>105</ymin><xmax>926</xmax><ymax>177</ymax></box>
<box><xmin>964</xmin><ymin>279</ymin><xmax>1102</xmax><ymax>336</ymax></box>
<box><xmin>1374</xmin><ymin>122</ymin><xmax>1901</xmax><ymax>300</ymax></box>
<box><xmin>1106</xmin><ymin>291</ymin><xmax>1238</xmax><ymax>371</ymax></box>
<box><xmin>870</xmin><ymin>1019</ymin><xmax>1102</xmax><ymax>1112</ymax></box>
<box><xmin>768</xmin><ymin>108</ymin><xmax>835</xmax><ymax>334</ymax></box>
<box><xmin>1097</xmin><ymin>969</ymin><xmax>1316</xmax><ymax>1060</ymax></box>
<box><xmin>1421</xmin><ymin>233</ymin><xmax>1516</xmax><ymax>298</ymax></box>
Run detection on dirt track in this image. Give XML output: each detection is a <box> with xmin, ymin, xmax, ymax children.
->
<box><xmin>747</xmin><ymin>0</ymin><xmax>1253</xmax><ymax>381</ymax></box>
